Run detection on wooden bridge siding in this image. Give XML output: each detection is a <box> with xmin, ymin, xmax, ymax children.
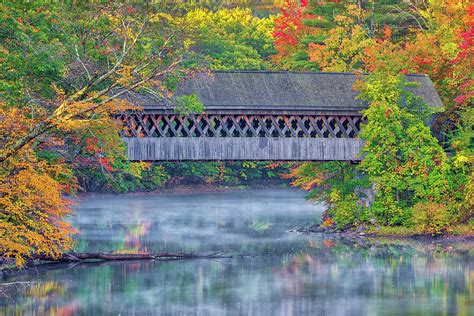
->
<box><xmin>124</xmin><ymin>137</ymin><xmax>363</xmax><ymax>161</ymax></box>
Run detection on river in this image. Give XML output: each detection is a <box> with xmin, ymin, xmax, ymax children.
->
<box><xmin>1</xmin><ymin>189</ymin><xmax>473</xmax><ymax>315</ymax></box>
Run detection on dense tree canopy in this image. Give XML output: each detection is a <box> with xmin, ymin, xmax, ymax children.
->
<box><xmin>180</xmin><ymin>8</ymin><xmax>275</xmax><ymax>69</ymax></box>
<box><xmin>274</xmin><ymin>0</ymin><xmax>473</xmax><ymax>232</ymax></box>
<box><xmin>0</xmin><ymin>1</ymin><xmax>198</xmax><ymax>265</ymax></box>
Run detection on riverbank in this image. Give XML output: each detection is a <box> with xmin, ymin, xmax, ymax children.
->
<box><xmin>77</xmin><ymin>182</ymin><xmax>290</xmax><ymax>197</ymax></box>
<box><xmin>147</xmin><ymin>183</ymin><xmax>289</xmax><ymax>195</ymax></box>
<box><xmin>297</xmin><ymin>222</ymin><xmax>474</xmax><ymax>240</ymax></box>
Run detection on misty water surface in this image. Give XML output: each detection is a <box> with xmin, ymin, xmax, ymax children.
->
<box><xmin>1</xmin><ymin>189</ymin><xmax>473</xmax><ymax>315</ymax></box>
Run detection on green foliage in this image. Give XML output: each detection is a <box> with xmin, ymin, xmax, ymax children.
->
<box><xmin>175</xmin><ymin>94</ymin><xmax>204</xmax><ymax>115</ymax></box>
<box><xmin>411</xmin><ymin>202</ymin><xmax>451</xmax><ymax>235</ymax></box>
<box><xmin>358</xmin><ymin>72</ymin><xmax>449</xmax><ymax>226</ymax></box>
<box><xmin>328</xmin><ymin>190</ymin><xmax>361</xmax><ymax>229</ymax></box>
<box><xmin>288</xmin><ymin>162</ymin><xmax>370</xmax><ymax>229</ymax></box>
<box><xmin>224</xmin><ymin>162</ymin><xmax>285</xmax><ymax>184</ymax></box>
<box><xmin>288</xmin><ymin>72</ymin><xmax>464</xmax><ymax>232</ymax></box>
<box><xmin>158</xmin><ymin>161</ymin><xmax>288</xmax><ymax>187</ymax></box>
<box><xmin>446</xmin><ymin>107</ymin><xmax>474</xmax><ymax>222</ymax></box>
<box><xmin>161</xmin><ymin>162</ymin><xmax>221</xmax><ymax>184</ymax></box>
<box><xmin>182</xmin><ymin>8</ymin><xmax>275</xmax><ymax>70</ymax></box>
<box><xmin>0</xmin><ymin>2</ymin><xmax>65</xmax><ymax>105</ymax></box>
<box><xmin>131</xmin><ymin>165</ymin><xmax>170</xmax><ymax>191</ymax></box>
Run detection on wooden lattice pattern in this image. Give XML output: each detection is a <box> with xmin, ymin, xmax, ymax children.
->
<box><xmin>118</xmin><ymin>114</ymin><xmax>363</xmax><ymax>138</ymax></box>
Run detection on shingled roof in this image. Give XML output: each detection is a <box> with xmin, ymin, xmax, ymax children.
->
<box><xmin>129</xmin><ymin>70</ymin><xmax>443</xmax><ymax>112</ymax></box>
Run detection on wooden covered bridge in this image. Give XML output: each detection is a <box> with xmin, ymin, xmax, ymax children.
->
<box><xmin>118</xmin><ymin>71</ymin><xmax>442</xmax><ymax>161</ymax></box>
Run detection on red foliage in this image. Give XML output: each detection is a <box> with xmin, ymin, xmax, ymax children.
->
<box><xmin>452</xmin><ymin>5</ymin><xmax>474</xmax><ymax>107</ymax></box>
<box><xmin>98</xmin><ymin>157</ymin><xmax>114</xmax><ymax>172</ymax></box>
<box><xmin>454</xmin><ymin>5</ymin><xmax>474</xmax><ymax>62</ymax></box>
<box><xmin>85</xmin><ymin>137</ymin><xmax>102</xmax><ymax>154</ymax></box>
<box><xmin>273</xmin><ymin>0</ymin><xmax>307</xmax><ymax>47</ymax></box>
<box><xmin>272</xmin><ymin>0</ymin><xmax>308</xmax><ymax>64</ymax></box>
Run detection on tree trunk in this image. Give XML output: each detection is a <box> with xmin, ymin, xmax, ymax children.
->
<box><xmin>33</xmin><ymin>251</ymin><xmax>232</xmax><ymax>263</ymax></box>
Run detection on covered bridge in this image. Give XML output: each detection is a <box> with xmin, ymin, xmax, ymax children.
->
<box><xmin>118</xmin><ymin>71</ymin><xmax>442</xmax><ymax>161</ymax></box>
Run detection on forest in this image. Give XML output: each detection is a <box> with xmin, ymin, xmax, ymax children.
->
<box><xmin>0</xmin><ymin>0</ymin><xmax>472</xmax><ymax>268</ymax></box>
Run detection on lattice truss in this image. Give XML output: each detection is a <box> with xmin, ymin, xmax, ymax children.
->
<box><xmin>118</xmin><ymin>114</ymin><xmax>364</xmax><ymax>138</ymax></box>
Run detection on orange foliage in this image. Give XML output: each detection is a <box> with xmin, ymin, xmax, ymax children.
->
<box><xmin>322</xmin><ymin>217</ymin><xmax>335</xmax><ymax>228</ymax></box>
<box><xmin>0</xmin><ymin>105</ymin><xmax>77</xmax><ymax>266</ymax></box>
<box><xmin>283</xmin><ymin>163</ymin><xmax>324</xmax><ymax>190</ymax></box>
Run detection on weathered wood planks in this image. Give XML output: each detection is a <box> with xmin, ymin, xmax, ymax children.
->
<box><xmin>124</xmin><ymin>137</ymin><xmax>364</xmax><ymax>161</ymax></box>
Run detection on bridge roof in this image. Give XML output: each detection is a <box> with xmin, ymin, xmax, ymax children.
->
<box><xmin>130</xmin><ymin>71</ymin><xmax>443</xmax><ymax>113</ymax></box>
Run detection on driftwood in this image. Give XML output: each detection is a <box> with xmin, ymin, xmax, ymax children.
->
<box><xmin>32</xmin><ymin>251</ymin><xmax>232</xmax><ymax>263</ymax></box>
<box><xmin>1</xmin><ymin>252</ymin><xmax>235</xmax><ymax>280</ymax></box>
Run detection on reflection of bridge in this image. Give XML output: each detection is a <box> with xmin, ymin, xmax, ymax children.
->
<box><xmin>119</xmin><ymin>71</ymin><xmax>442</xmax><ymax>161</ymax></box>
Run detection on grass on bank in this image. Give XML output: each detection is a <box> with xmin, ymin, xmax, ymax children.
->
<box><xmin>364</xmin><ymin>223</ymin><xmax>474</xmax><ymax>237</ymax></box>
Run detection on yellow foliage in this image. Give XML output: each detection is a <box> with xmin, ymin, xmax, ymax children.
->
<box><xmin>412</xmin><ymin>202</ymin><xmax>451</xmax><ymax>235</ymax></box>
<box><xmin>0</xmin><ymin>156</ymin><xmax>77</xmax><ymax>266</ymax></box>
<box><xmin>0</xmin><ymin>104</ymin><xmax>77</xmax><ymax>267</ymax></box>
<box><xmin>308</xmin><ymin>24</ymin><xmax>373</xmax><ymax>72</ymax></box>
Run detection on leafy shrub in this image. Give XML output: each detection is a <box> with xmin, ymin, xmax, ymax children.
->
<box><xmin>411</xmin><ymin>202</ymin><xmax>451</xmax><ymax>235</ymax></box>
<box><xmin>447</xmin><ymin>107</ymin><xmax>474</xmax><ymax>223</ymax></box>
<box><xmin>358</xmin><ymin>73</ymin><xmax>449</xmax><ymax>226</ymax></box>
<box><xmin>328</xmin><ymin>190</ymin><xmax>361</xmax><ymax>230</ymax></box>
<box><xmin>139</xmin><ymin>165</ymin><xmax>170</xmax><ymax>190</ymax></box>
<box><xmin>370</xmin><ymin>194</ymin><xmax>412</xmax><ymax>226</ymax></box>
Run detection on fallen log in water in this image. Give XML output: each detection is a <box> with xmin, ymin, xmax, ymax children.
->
<box><xmin>1</xmin><ymin>252</ymin><xmax>236</xmax><ymax>279</ymax></box>
<box><xmin>33</xmin><ymin>251</ymin><xmax>233</xmax><ymax>263</ymax></box>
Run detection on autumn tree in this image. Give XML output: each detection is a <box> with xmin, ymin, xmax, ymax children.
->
<box><xmin>2</xmin><ymin>3</ymin><xmax>195</xmax><ymax>162</ymax></box>
<box><xmin>307</xmin><ymin>4</ymin><xmax>373</xmax><ymax>72</ymax></box>
<box><xmin>0</xmin><ymin>2</ymin><xmax>198</xmax><ymax>265</ymax></box>
<box><xmin>276</xmin><ymin>0</ymin><xmax>473</xmax><ymax>231</ymax></box>
<box><xmin>179</xmin><ymin>7</ymin><xmax>275</xmax><ymax>70</ymax></box>
<box><xmin>446</xmin><ymin>4</ymin><xmax>473</xmax><ymax>222</ymax></box>
<box><xmin>271</xmin><ymin>0</ymin><xmax>313</xmax><ymax>69</ymax></box>
<box><xmin>358</xmin><ymin>72</ymin><xmax>449</xmax><ymax>229</ymax></box>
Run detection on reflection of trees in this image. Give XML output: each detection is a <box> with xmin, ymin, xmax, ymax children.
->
<box><xmin>114</xmin><ymin>222</ymin><xmax>152</xmax><ymax>254</ymax></box>
<box><xmin>4</xmin><ymin>187</ymin><xmax>473</xmax><ymax>314</ymax></box>
<box><xmin>27</xmin><ymin>281</ymin><xmax>64</xmax><ymax>298</ymax></box>
<box><xmin>1</xmin><ymin>240</ymin><xmax>472</xmax><ymax>315</ymax></box>
<box><xmin>0</xmin><ymin>281</ymin><xmax>82</xmax><ymax>316</ymax></box>
<box><xmin>274</xmin><ymin>239</ymin><xmax>474</xmax><ymax>315</ymax></box>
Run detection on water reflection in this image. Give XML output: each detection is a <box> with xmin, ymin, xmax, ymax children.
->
<box><xmin>71</xmin><ymin>189</ymin><xmax>323</xmax><ymax>255</ymax></box>
<box><xmin>1</xmin><ymin>189</ymin><xmax>473</xmax><ymax>315</ymax></box>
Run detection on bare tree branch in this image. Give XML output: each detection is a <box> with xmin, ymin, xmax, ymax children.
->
<box><xmin>74</xmin><ymin>43</ymin><xmax>92</xmax><ymax>82</ymax></box>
